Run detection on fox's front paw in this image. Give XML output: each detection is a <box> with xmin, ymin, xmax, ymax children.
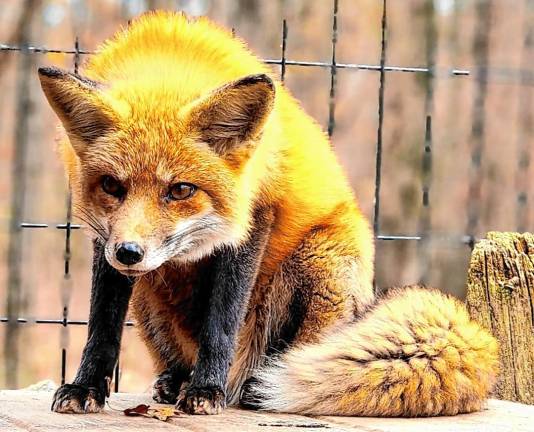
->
<box><xmin>177</xmin><ymin>385</ymin><xmax>226</xmax><ymax>415</ymax></box>
<box><xmin>152</xmin><ymin>372</ymin><xmax>187</xmax><ymax>404</ymax></box>
<box><xmin>51</xmin><ymin>384</ymin><xmax>105</xmax><ymax>413</ymax></box>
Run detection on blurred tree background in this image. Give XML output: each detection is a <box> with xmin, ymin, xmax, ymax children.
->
<box><xmin>0</xmin><ymin>0</ymin><xmax>532</xmax><ymax>391</ymax></box>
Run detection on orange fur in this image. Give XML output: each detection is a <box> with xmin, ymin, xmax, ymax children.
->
<box><xmin>38</xmin><ymin>11</ymin><xmax>497</xmax><ymax>417</ymax></box>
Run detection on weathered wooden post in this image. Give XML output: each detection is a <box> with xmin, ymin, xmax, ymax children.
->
<box><xmin>466</xmin><ymin>232</ymin><xmax>534</xmax><ymax>405</ymax></box>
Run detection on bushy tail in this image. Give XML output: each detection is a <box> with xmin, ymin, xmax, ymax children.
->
<box><xmin>251</xmin><ymin>286</ymin><xmax>499</xmax><ymax>417</ymax></box>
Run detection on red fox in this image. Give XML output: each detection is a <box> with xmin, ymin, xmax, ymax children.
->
<box><xmin>38</xmin><ymin>11</ymin><xmax>498</xmax><ymax>416</ymax></box>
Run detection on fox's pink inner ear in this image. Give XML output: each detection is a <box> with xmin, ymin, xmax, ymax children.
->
<box><xmin>38</xmin><ymin>67</ymin><xmax>115</xmax><ymax>156</ymax></box>
<box><xmin>187</xmin><ymin>74</ymin><xmax>275</xmax><ymax>155</ymax></box>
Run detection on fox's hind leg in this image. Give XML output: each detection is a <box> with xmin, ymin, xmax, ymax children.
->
<box><xmin>240</xmin><ymin>222</ymin><xmax>374</xmax><ymax>408</ymax></box>
<box><xmin>274</xmin><ymin>223</ymin><xmax>374</xmax><ymax>347</ymax></box>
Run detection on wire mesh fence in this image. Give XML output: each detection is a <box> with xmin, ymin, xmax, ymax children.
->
<box><xmin>0</xmin><ymin>0</ymin><xmax>531</xmax><ymax>392</ymax></box>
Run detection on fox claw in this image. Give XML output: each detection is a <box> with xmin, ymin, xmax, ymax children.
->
<box><xmin>177</xmin><ymin>385</ymin><xmax>226</xmax><ymax>415</ymax></box>
<box><xmin>51</xmin><ymin>383</ymin><xmax>104</xmax><ymax>414</ymax></box>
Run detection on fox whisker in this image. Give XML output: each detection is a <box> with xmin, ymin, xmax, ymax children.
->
<box><xmin>75</xmin><ymin>216</ymin><xmax>109</xmax><ymax>242</ymax></box>
<box><xmin>73</xmin><ymin>208</ymin><xmax>107</xmax><ymax>235</ymax></box>
<box><xmin>162</xmin><ymin>221</ymin><xmax>221</xmax><ymax>249</ymax></box>
<box><xmin>155</xmin><ymin>267</ymin><xmax>170</xmax><ymax>290</ymax></box>
<box><xmin>73</xmin><ymin>204</ymin><xmax>109</xmax><ymax>241</ymax></box>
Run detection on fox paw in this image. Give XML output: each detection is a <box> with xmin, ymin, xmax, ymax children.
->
<box><xmin>152</xmin><ymin>372</ymin><xmax>186</xmax><ymax>404</ymax></box>
<box><xmin>177</xmin><ymin>385</ymin><xmax>226</xmax><ymax>415</ymax></box>
<box><xmin>51</xmin><ymin>384</ymin><xmax>105</xmax><ymax>414</ymax></box>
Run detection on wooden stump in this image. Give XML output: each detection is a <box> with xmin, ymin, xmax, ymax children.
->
<box><xmin>466</xmin><ymin>232</ymin><xmax>534</xmax><ymax>405</ymax></box>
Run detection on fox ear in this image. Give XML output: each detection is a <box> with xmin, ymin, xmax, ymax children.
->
<box><xmin>187</xmin><ymin>74</ymin><xmax>275</xmax><ymax>155</ymax></box>
<box><xmin>38</xmin><ymin>67</ymin><xmax>116</xmax><ymax>155</ymax></box>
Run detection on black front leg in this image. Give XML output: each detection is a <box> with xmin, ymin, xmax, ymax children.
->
<box><xmin>178</xmin><ymin>208</ymin><xmax>274</xmax><ymax>415</ymax></box>
<box><xmin>52</xmin><ymin>241</ymin><xmax>133</xmax><ymax>413</ymax></box>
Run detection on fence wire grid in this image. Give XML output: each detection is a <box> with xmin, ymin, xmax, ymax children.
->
<box><xmin>0</xmin><ymin>0</ymin><xmax>531</xmax><ymax>392</ymax></box>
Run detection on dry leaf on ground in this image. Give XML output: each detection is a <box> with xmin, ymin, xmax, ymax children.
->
<box><xmin>121</xmin><ymin>403</ymin><xmax>182</xmax><ymax>422</ymax></box>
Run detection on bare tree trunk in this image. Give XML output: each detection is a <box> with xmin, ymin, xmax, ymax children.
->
<box><xmin>515</xmin><ymin>0</ymin><xmax>533</xmax><ymax>232</ymax></box>
<box><xmin>146</xmin><ymin>0</ymin><xmax>175</xmax><ymax>10</ymax></box>
<box><xmin>466</xmin><ymin>0</ymin><xmax>493</xmax><ymax>239</ymax></box>
<box><xmin>4</xmin><ymin>0</ymin><xmax>39</xmax><ymax>389</ymax></box>
<box><xmin>0</xmin><ymin>1</ymin><xmax>39</xmax><ymax>78</ymax></box>
<box><xmin>417</xmin><ymin>0</ymin><xmax>436</xmax><ymax>285</ymax></box>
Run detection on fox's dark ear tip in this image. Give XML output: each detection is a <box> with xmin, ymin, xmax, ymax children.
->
<box><xmin>37</xmin><ymin>66</ymin><xmax>65</xmax><ymax>79</ymax></box>
<box><xmin>238</xmin><ymin>74</ymin><xmax>275</xmax><ymax>91</ymax></box>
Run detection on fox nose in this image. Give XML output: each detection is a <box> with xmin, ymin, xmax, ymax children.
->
<box><xmin>115</xmin><ymin>242</ymin><xmax>144</xmax><ymax>265</ymax></box>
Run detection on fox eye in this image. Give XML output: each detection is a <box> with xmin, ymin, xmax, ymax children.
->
<box><xmin>101</xmin><ymin>175</ymin><xmax>125</xmax><ymax>198</ymax></box>
<box><xmin>168</xmin><ymin>183</ymin><xmax>196</xmax><ymax>201</ymax></box>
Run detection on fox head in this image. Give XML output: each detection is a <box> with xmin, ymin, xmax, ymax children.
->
<box><xmin>38</xmin><ymin>67</ymin><xmax>275</xmax><ymax>275</ymax></box>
